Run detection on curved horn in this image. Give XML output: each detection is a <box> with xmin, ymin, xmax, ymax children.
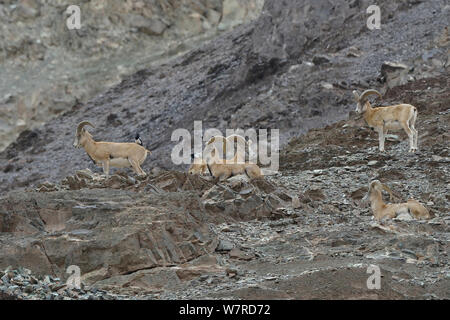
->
<box><xmin>227</xmin><ymin>134</ymin><xmax>246</xmax><ymax>145</ymax></box>
<box><xmin>77</xmin><ymin>121</ymin><xmax>95</xmax><ymax>135</ymax></box>
<box><xmin>359</xmin><ymin>89</ymin><xmax>382</xmax><ymax>102</ymax></box>
<box><xmin>206</xmin><ymin>135</ymin><xmax>226</xmax><ymax>145</ymax></box>
<box><xmin>206</xmin><ymin>136</ymin><xmax>227</xmax><ymax>160</ymax></box>
<box><xmin>381</xmin><ymin>183</ymin><xmax>395</xmax><ymax>202</ymax></box>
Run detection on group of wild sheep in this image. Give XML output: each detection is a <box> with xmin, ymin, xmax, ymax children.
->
<box><xmin>73</xmin><ymin>89</ymin><xmax>430</xmax><ymax>221</ymax></box>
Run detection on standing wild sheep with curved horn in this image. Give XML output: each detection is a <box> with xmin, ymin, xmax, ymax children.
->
<box><xmin>353</xmin><ymin>89</ymin><xmax>418</xmax><ymax>152</ymax></box>
<box><xmin>73</xmin><ymin>121</ymin><xmax>151</xmax><ymax>176</ymax></box>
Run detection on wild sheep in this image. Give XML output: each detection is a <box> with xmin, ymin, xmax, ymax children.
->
<box><xmin>188</xmin><ymin>153</ymin><xmax>208</xmax><ymax>175</ymax></box>
<box><xmin>188</xmin><ymin>134</ymin><xmax>250</xmax><ymax>176</ymax></box>
<box><xmin>362</xmin><ymin>180</ymin><xmax>430</xmax><ymax>220</ymax></box>
<box><xmin>205</xmin><ymin>147</ymin><xmax>262</xmax><ymax>181</ymax></box>
<box><xmin>205</xmin><ymin>134</ymin><xmax>250</xmax><ymax>161</ymax></box>
<box><xmin>73</xmin><ymin>121</ymin><xmax>151</xmax><ymax>176</ymax></box>
<box><xmin>353</xmin><ymin>89</ymin><xmax>418</xmax><ymax>152</ymax></box>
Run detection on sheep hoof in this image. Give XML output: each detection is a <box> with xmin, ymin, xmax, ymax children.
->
<box><xmin>137</xmin><ymin>173</ymin><xmax>147</xmax><ymax>180</ymax></box>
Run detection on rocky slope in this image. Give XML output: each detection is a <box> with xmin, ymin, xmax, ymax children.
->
<box><xmin>1</xmin><ymin>74</ymin><xmax>448</xmax><ymax>300</ymax></box>
<box><xmin>0</xmin><ymin>0</ymin><xmax>449</xmax><ymax>300</ymax></box>
<box><xmin>0</xmin><ymin>0</ymin><xmax>264</xmax><ymax>152</ymax></box>
<box><xmin>0</xmin><ymin>0</ymin><xmax>448</xmax><ymax>192</ymax></box>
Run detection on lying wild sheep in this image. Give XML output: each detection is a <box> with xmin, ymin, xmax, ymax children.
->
<box><xmin>188</xmin><ymin>134</ymin><xmax>250</xmax><ymax>176</ymax></box>
<box><xmin>188</xmin><ymin>153</ymin><xmax>208</xmax><ymax>175</ymax></box>
<box><xmin>353</xmin><ymin>89</ymin><xmax>418</xmax><ymax>152</ymax></box>
<box><xmin>73</xmin><ymin>121</ymin><xmax>151</xmax><ymax>176</ymax></box>
<box><xmin>362</xmin><ymin>180</ymin><xmax>430</xmax><ymax>220</ymax></box>
<box><xmin>205</xmin><ymin>147</ymin><xmax>262</xmax><ymax>181</ymax></box>
<box><xmin>205</xmin><ymin>134</ymin><xmax>250</xmax><ymax>161</ymax></box>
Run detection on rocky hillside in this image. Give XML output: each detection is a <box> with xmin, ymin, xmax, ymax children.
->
<box><xmin>1</xmin><ymin>74</ymin><xmax>448</xmax><ymax>299</ymax></box>
<box><xmin>0</xmin><ymin>0</ymin><xmax>448</xmax><ymax>192</ymax></box>
<box><xmin>0</xmin><ymin>0</ymin><xmax>264</xmax><ymax>152</ymax></box>
<box><xmin>0</xmin><ymin>0</ymin><xmax>449</xmax><ymax>300</ymax></box>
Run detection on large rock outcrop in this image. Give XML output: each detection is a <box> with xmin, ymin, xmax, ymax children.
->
<box><xmin>0</xmin><ymin>171</ymin><xmax>297</xmax><ymax>290</ymax></box>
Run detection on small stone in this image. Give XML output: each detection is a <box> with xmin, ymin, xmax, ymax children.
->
<box><xmin>229</xmin><ymin>248</ymin><xmax>255</xmax><ymax>261</ymax></box>
<box><xmin>321</xmin><ymin>82</ymin><xmax>333</xmax><ymax>89</ymax></box>
<box><xmin>385</xmin><ymin>134</ymin><xmax>400</xmax><ymax>141</ymax></box>
<box><xmin>1</xmin><ymin>275</ymin><xmax>10</xmax><ymax>284</ymax></box>
<box><xmin>50</xmin><ymin>283</ymin><xmax>65</xmax><ymax>292</ymax></box>
<box><xmin>312</xmin><ymin>55</ymin><xmax>331</xmax><ymax>65</ymax></box>
<box><xmin>199</xmin><ymin>275</ymin><xmax>209</xmax><ymax>282</ymax></box>
<box><xmin>225</xmin><ymin>268</ymin><xmax>238</xmax><ymax>278</ymax></box>
<box><xmin>216</xmin><ymin>240</ymin><xmax>234</xmax><ymax>252</ymax></box>
<box><xmin>313</xmin><ymin>169</ymin><xmax>323</xmax><ymax>176</ymax></box>
<box><xmin>24</xmin><ymin>285</ymin><xmax>34</xmax><ymax>293</ymax></box>
<box><xmin>406</xmin><ymin>258</ymin><xmax>418</xmax><ymax>264</ymax></box>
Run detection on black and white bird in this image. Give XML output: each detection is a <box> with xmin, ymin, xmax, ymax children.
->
<box><xmin>135</xmin><ymin>133</ymin><xmax>143</xmax><ymax>146</ymax></box>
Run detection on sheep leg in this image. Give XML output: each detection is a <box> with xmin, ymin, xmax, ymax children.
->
<box><xmin>377</xmin><ymin>127</ymin><xmax>385</xmax><ymax>152</ymax></box>
<box><xmin>137</xmin><ymin>161</ymin><xmax>147</xmax><ymax>176</ymax></box>
<box><xmin>409</xmin><ymin>116</ymin><xmax>418</xmax><ymax>151</ymax></box>
<box><xmin>102</xmin><ymin>160</ymin><xmax>110</xmax><ymax>176</ymax></box>
<box><xmin>411</xmin><ymin>127</ymin><xmax>418</xmax><ymax>152</ymax></box>
<box><xmin>401</xmin><ymin>122</ymin><xmax>415</xmax><ymax>152</ymax></box>
<box><xmin>129</xmin><ymin>158</ymin><xmax>146</xmax><ymax>176</ymax></box>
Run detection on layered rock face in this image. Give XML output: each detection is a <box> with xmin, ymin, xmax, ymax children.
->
<box><xmin>0</xmin><ymin>170</ymin><xmax>296</xmax><ymax>293</ymax></box>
